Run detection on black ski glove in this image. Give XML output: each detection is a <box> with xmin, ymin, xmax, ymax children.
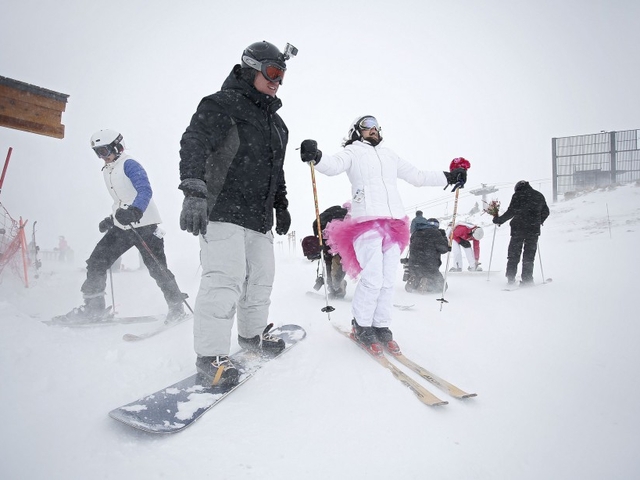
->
<box><xmin>443</xmin><ymin>168</ymin><xmax>467</xmax><ymax>190</ymax></box>
<box><xmin>98</xmin><ymin>216</ymin><xmax>114</xmax><ymax>233</ymax></box>
<box><xmin>275</xmin><ymin>207</ymin><xmax>291</xmax><ymax>235</ymax></box>
<box><xmin>179</xmin><ymin>178</ymin><xmax>208</xmax><ymax>236</ymax></box>
<box><xmin>115</xmin><ymin>206</ymin><xmax>143</xmax><ymax>226</ymax></box>
<box><xmin>459</xmin><ymin>239</ymin><xmax>471</xmax><ymax>249</ymax></box>
<box><xmin>493</xmin><ymin>216</ymin><xmax>502</xmax><ymax>225</ymax></box>
<box><xmin>300</xmin><ymin>139</ymin><xmax>322</xmax><ymax>164</ymax></box>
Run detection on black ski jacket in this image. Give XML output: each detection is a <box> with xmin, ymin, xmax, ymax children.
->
<box><xmin>494</xmin><ymin>184</ymin><xmax>549</xmax><ymax>237</ymax></box>
<box><xmin>408</xmin><ymin>227</ymin><xmax>449</xmax><ymax>268</ymax></box>
<box><xmin>179</xmin><ymin>65</ymin><xmax>289</xmax><ymax>234</ymax></box>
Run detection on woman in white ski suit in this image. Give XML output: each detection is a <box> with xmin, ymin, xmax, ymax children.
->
<box><xmin>301</xmin><ymin>116</ymin><xmax>453</xmax><ymax>333</ymax></box>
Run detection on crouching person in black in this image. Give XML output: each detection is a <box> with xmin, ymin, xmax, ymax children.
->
<box><xmin>404</xmin><ymin>217</ymin><xmax>450</xmax><ymax>293</ymax></box>
<box><xmin>310</xmin><ymin>205</ymin><xmax>348</xmax><ymax>299</ymax></box>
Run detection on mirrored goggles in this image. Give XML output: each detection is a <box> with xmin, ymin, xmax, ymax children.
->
<box><xmin>358</xmin><ymin>116</ymin><xmax>379</xmax><ymax>130</ymax></box>
<box><xmin>93</xmin><ymin>145</ymin><xmax>113</xmax><ymax>158</ymax></box>
<box><xmin>262</xmin><ymin>63</ymin><xmax>286</xmax><ymax>84</ymax></box>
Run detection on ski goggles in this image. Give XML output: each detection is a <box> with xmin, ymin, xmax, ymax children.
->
<box><xmin>92</xmin><ymin>145</ymin><xmax>114</xmax><ymax>158</ymax></box>
<box><xmin>262</xmin><ymin>63</ymin><xmax>286</xmax><ymax>83</ymax></box>
<box><xmin>242</xmin><ymin>55</ymin><xmax>286</xmax><ymax>84</ymax></box>
<box><xmin>358</xmin><ymin>116</ymin><xmax>379</xmax><ymax>130</ymax></box>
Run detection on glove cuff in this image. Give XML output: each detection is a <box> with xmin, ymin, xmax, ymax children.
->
<box><xmin>179</xmin><ymin>178</ymin><xmax>208</xmax><ymax>198</ymax></box>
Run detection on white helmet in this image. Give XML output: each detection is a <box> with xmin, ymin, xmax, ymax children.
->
<box><xmin>472</xmin><ymin>226</ymin><xmax>484</xmax><ymax>240</ymax></box>
<box><xmin>343</xmin><ymin>115</ymin><xmax>382</xmax><ymax>146</ymax></box>
<box><xmin>90</xmin><ymin>129</ymin><xmax>124</xmax><ymax>158</ymax></box>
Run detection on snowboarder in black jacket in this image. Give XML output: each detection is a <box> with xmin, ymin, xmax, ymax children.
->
<box><xmin>493</xmin><ymin>180</ymin><xmax>550</xmax><ymax>285</ymax></box>
<box><xmin>178</xmin><ymin>41</ymin><xmax>297</xmax><ymax>387</ymax></box>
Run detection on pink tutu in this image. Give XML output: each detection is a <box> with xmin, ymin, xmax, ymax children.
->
<box><xmin>324</xmin><ymin>217</ymin><xmax>410</xmax><ymax>279</ymax></box>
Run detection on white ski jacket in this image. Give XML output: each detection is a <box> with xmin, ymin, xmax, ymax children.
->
<box><xmin>314</xmin><ymin>140</ymin><xmax>447</xmax><ymax>221</ymax></box>
<box><xmin>102</xmin><ymin>154</ymin><xmax>162</xmax><ymax>229</ymax></box>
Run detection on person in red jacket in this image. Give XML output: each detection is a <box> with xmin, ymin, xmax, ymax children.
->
<box><xmin>449</xmin><ymin>222</ymin><xmax>484</xmax><ymax>272</ymax></box>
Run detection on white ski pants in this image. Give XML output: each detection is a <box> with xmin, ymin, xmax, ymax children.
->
<box><xmin>351</xmin><ymin>230</ymin><xmax>400</xmax><ymax>328</ymax></box>
<box><xmin>452</xmin><ymin>240</ymin><xmax>476</xmax><ymax>269</ymax></box>
<box><xmin>194</xmin><ymin>222</ymin><xmax>274</xmax><ymax>356</ymax></box>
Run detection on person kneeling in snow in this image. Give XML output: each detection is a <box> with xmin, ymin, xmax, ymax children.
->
<box><xmin>405</xmin><ymin>217</ymin><xmax>450</xmax><ymax>293</ymax></box>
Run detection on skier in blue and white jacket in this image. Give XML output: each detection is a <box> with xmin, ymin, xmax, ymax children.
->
<box><xmin>61</xmin><ymin>129</ymin><xmax>185</xmax><ymax>322</ymax></box>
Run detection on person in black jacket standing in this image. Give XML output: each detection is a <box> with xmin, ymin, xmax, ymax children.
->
<box><xmin>493</xmin><ymin>181</ymin><xmax>550</xmax><ymax>285</ymax></box>
<box><xmin>178</xmin><ymin>41</ymin><xmax>297</xmax><ymax>387</ymax></box>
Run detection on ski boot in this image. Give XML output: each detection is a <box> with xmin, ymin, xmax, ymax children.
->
<box><xmin>373</xmin><ymin>326</ymin><xmax>401</xmax><ymax>356</ymax></box>
<box><xmin>60</xmin><ymin>295</ymin><xmax>112</xmax><ymax>324</ymax></box>
<box><xmin>351</xmin><ymin>319</ymin><xmax>383</xmax><ymax>356</ymax></box>
<box><xmin>196</xmin><ymin>355</ymin><xmax>239</xmax><ymax>388</ymax></box>
<box><xmin>165</xmin><ymin>301</ymin><xmax>187</xmax><ymax>324</ymax></box>
<box><xmin>238</xmin><ymin>323</ymin><xmax>285</xmax><ymax>357</ymax></box>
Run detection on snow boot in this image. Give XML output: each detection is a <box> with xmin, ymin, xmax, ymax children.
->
<box><xmin>196</xmin><ymin>355</ymin><xmax>239</xmax><ymax>387</ymax></box>
<box><xmin>373</xmin><ymin>326</ymin><xmax>401</xmax><ymax>355</ymax></box>
<box><xmin>449</xmin><ymin>267</ymin><xmax>462</xmax><ymax>272</ymax></box>
<box><xmin>351</xmin><ymin>319</ymin><xmax>383</xmax><ymax>356</ymax></box>
<box><xmin>238</xmin><ymin>323</ymin><xmax>285</xmax><ymax>357</ymax></box>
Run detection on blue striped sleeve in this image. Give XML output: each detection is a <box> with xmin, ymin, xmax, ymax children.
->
<box><xmin>123</xmin><ymin>159</ymin><xmax>152</xmax><ymax>212</ymax></box>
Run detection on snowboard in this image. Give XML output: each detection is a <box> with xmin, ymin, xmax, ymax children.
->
<box><xmin>109</xmin><ymin>324</ymin><xmax>306</xmax><ymax>434</ymax></box>
<box><xmin>44</xmin><ymin>313</ymin><xmax>159</xmax><ymax>327</ymax></box>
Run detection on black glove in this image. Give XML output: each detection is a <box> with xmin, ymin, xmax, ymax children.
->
<box><xmin>459</xmin><ymin>239</ymin><xmax>471</xmax><ymax>249</ymax></box>
<box><xmin>444</xmin><ymin>168</ymin><xmax>467</xmax><ymax>189</ymax></box>
<box><xmin>115</xmin><ymin>207</ymin><xmax>143</xmax><ymax>226</ymax></box>
<box><xmin>300</xmin><ymin>139</ymin><xmax>322</xmax><ymax>164</ymax></box>
<box><xmin>275</xmin><ymin>207</ymin><xmax>291</xmax><ymax>235</ymax></box>
<box><xmin>179</xmin><ymin>178</ymin><xmax>209</xmax><ymax>236</ymax></box>
<box><xmin>180</xmin><ymin>197</ymin><xmax>208</xmax><ymax>235</ymax></box>
<box><xmin>98</xmin><ymin>216</ymin><xmax>114</xmax><ymax>233</ymax></box>
<box><xmin>493</xmin><ymin>216</ymin><xmax>502</xmax><ymax>225</ymax></box>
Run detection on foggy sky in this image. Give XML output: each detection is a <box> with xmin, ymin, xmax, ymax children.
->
<box><xmin>1</xmin><ymin>0</ymin><xmax>638</xmax><ymax>262</ymax></box>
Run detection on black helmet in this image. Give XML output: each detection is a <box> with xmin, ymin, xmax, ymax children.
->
<box><xmin>241</xmin><ymin>41</ymin><xmax>288</xmax><ymax>83</ymax></box>
<box><xmin>515</xmin><ymin>180</ymin><xmax>529</xmax><ymax>192</ymax></box>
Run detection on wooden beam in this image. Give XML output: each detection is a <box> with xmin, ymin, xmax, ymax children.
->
<box><xmin>0</xmin><ymin>76</ymin><xmax>68</xmax><ymax>139</ymax></box>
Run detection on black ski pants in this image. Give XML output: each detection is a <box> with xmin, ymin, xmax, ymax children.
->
<box><xmin>506</xmin><ymin>234</ymin><xmax>539</xmax><ymax>282</ymax></box>
<box><xmin>81</xmin><ymin>225</ymin><xmax>183</xmax><ymax>305</ymax></box>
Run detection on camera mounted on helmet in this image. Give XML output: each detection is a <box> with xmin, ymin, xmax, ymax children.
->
<box><xmin>241</xmin><ymin>41</ymin><xmax>298</xmax><ymax>84</ymax></box>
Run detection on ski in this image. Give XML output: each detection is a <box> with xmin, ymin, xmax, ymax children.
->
<box><xmin>393</xmin><ymin>304</ymin><xmax>415</xmax><ymax>311</ymax></box>
<box><xmin>122</xmin><ymin>314</ymin><xmax>193</xmax><ymax>341</ymax></box>
<box><xmin>502</xmin><ymin>278</ymin><xmax>553</xmax><ymax>292</ymax></box>
<box><xmin>109</xmin><ymin>324</ymin><xmax>306</xmax><ymax>434</ymax></box>
<box><xmin>44</xmin><ymin>314</ymin><xmax>158</xmax><ymax>327</ymax></box>
<box><xmin>333</xmin><ymin>325</ymin><xmax>447</xmax><ymax>407</ymax></box>
<box><xmin>388</xmin><ymin>353</ymin><xmax>476</xmax><ymax>399</ymax></box>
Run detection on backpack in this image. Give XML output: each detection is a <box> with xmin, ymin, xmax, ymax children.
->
<box><xmin>302</xmin><ymin>236</ymin><xmax>322</xmax><ymax>260</ymax></box>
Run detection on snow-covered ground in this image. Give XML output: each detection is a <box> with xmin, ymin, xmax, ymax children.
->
<box><xmin>1</xmin><ymin>184</ymin><xmax>639</xmax><ymax>480</ymax></box>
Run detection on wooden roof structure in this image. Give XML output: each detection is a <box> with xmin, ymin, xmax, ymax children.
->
<box><xmin>0</xmin><ymin>75</ymin><xmax>69</xmax><ymax>139</ymax></box>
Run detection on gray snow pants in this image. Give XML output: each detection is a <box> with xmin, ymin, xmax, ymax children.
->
<box><xmin>194</xmin><ymin>222</ymin><xmax>275</xmax><ymax>357</ymax></box>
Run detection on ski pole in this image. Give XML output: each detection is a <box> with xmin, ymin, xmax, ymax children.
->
<box><xmin>309</xmin><ymin>162</ymin><xmax>335</xmax><ymax>319</ymax></box>
<box><xmin>127</xmin><ymin>225</ymin><xmax>193</xmax><ymax>314</ymax></box>
<box><xmin>486</xmin><ymin>225</ymin><xmax>497</xmax><ymax>282</ymax></box>
<box><xmin>108</xmin><ymin>266</ymin><xmax>116</xmax><ymax>314</ymax></box>
<box><xmin>537</xmin><ymin>241</ymin><xmax>547</xmax><ymax>284</ymax></box>
<box><xmin>437</xmin><ymin>186</ymin><xmax>461</xmax><ymax>309</ymax></box>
